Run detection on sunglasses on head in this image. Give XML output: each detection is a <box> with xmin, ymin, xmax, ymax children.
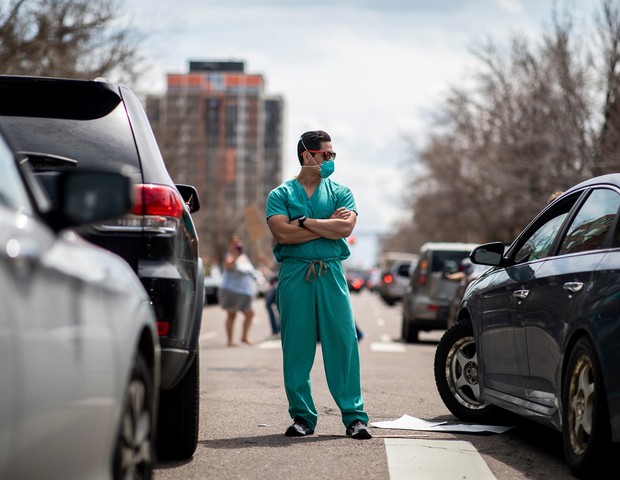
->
<box><xmin>305</xmin><ymin>150</ymin><xmax>337</xmax><ymax>161</ymax></box>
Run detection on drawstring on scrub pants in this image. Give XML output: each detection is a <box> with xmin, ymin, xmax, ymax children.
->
<box><xmin>305</xmin><ymin>260</ymin><xmax>329</xmax><ymax>282</ymax></box>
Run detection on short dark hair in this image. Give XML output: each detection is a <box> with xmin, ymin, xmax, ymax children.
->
<box><xmin>297</xmin><ymin>130</ymin><xmax>331</xmax><ymax>164</ymax></box>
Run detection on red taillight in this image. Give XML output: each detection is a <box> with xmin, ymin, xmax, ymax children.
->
<box><xmin>427</xmin><ymin>304</ymin><xmax>440</xmax><ymax>311</ymax></box>
<box><xmin>131</xmin><ymin>184</ymin><xmax>184</xmax><ymax>218</ymax></box>
<box><xmin>417</xmin><ymin>273</ymin><xmax>427</xmax><ymax>286</ymax></box>
<box><xmin>383</xmin><ymin>274</ymin><xmax>393</xmax><ymax>284</ymax></box>
<box><xmin>352</xmin><ymin>278</ymin><xmax>364</xmax><ymax>289</ymax></box>
<box><xmin>156</xmin><ymin>321</ymin><xmax>170</xmax><ymax>336</ymax></box>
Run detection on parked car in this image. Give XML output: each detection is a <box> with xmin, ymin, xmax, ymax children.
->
<box><xmin>401</xmin><ymin>242</ymin><xmax>478</xmax><ymax>342</ymax></box>
<box><xmin>365</xmin><ymin>267</ymin><xmax>381</xmax><ymax>292</ymax></box>
<box><xmin>379</xmin><ymin>259</ymin><xmax>417</xmax><ymax>305</ymax></box>
<box><xmin>434</xmin><ymin>175</ymin><xmax>620</xmax><ymax>478</ymax></box>
<box><xmin>0</xmin><ymin>75</ymin><xmax>204</xmax><ymax>460</ymax></box>
<box><xmin>346</xmin><ymin>267</ymin><xmax>368</xmax><ymax>293</ymax></box>
<box><xmin>204</xmin><ymin>265</ymin><xmax>222</xmax><ymax>305</ymax></box>
<box><xmin>0</xmin><ymin>126</ymin><xmax>160</xmax><ymax>479</ymax></box>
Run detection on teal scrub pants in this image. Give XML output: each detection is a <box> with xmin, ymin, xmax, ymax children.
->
<box><xmin>277</xmin><ymin>257</ymin><xmax>369</xmax><ymax>430</ymax></box>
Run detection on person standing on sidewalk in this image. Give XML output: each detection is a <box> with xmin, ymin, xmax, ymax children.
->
<box><xmin>219</xmin><ymin>235</ymin><xmax>257</xmax><ymax>347</ymax></box>
<box><xmin>266</xmin><ymin>130</ymin><xmax>371</xmax><ymax>439</ymax></box>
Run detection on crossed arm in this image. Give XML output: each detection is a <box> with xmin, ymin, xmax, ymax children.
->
<box><xmin>267</xmin><ymin>207</ymin><xmax>356</xmax><ymax>244</ymax></box>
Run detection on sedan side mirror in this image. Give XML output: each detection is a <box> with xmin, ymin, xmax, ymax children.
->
<box><xmin>47</xmin><ymin>170</ymin><xmax>133</xmax><ymax>232</ymax></box>
<box><xmin>470</xmin><ymin>242</ymin><xmax>505</xmax><ymax>266</ymax></box>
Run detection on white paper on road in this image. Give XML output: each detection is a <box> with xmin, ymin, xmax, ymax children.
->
<box><xmin>370</xmin><ymin>414</ymin><xmax>512</xmax><ymax>434</ymax></box>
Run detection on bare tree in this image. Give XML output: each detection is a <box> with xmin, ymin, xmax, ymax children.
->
<box><xmin>0</xmin><ymin>0</ymin><xmax>145</xmax><ymax>84</ymax></box>
<box><xmin>386</xmin><ymin>0</ymin><xmax>619</xmax><ymax>253</ymax></box>
<box><xmin>594</xmin><ymin>0</ymin><xmax>620</xmax><ymax>173</ymax></box>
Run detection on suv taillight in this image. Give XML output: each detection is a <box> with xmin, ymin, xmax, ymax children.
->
<box><xmin>96</xmin><ymin>184</ymin><xmax>184</xmax><ymax>233</ymax></box>
<box><xmin>417</xmin><ymin>259</ymin><xmax>429</xmax><ymax>286</ymax></box>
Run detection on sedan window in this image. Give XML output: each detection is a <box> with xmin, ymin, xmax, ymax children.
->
<box><xmin>558</xmin><ymin>189</ymin><xmax>620</xmax><ymax>255</ymax></box>
<box><xmin>514</xmin><ymin>214</ymin><xmax>569</xmax><ymax>263</ymax></box>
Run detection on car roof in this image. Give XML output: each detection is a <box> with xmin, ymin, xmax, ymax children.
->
<box><xmin>563</xmin><ymin>174</ymin><xmax>620</xmax><ymax>195</ymax></box>
<box><xmin>420</xmin><ymin>242</ymin><xmax>479</xmax><ymax>252</ymax></box>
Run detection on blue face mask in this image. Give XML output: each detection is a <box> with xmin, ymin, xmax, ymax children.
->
<box><xmin>320</xmin><ymin>159</ymin><xmax>335</xmax><ymax>178</ymax></box>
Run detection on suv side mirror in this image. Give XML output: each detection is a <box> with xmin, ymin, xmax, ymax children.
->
<box><xmin>176</xmin><ymin>184</ymin><xmax>201</xmax><ymax>213</ymax></box>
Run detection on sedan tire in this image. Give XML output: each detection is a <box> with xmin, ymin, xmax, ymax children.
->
<box><xmin>434</xmin><ymin>319</ymin><xmax>502</xmax><ymax>423</ymax></box>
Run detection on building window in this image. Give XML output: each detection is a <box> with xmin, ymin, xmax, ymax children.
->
<box><xmin>225</xmin><ymin>103</ymin><xmax>237</xmax><ymax>147</ymax></box>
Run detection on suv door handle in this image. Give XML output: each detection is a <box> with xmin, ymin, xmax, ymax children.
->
<box><xmin>513</xmin><ymin>290</ymin><xmax>529</xmax><ymax>299</ymax></box>
<box><xmin>563</xmin><ymin>282</ymin><xmax>584</xmax><ymax>293</ymax></box>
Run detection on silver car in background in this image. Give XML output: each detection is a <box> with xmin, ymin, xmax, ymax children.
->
<box><xmin>401</xmin><ymin>242</ymin><xmax>478</xmax><ymax>342</ymax></box>
<box><xmin>0</xmin><ymin>128</ymin><xmax>160</xmax><ymax>480</ymax></box>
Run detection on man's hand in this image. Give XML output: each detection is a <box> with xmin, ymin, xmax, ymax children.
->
<box><xmin>304</xmin><ymin>208</ymin><xmax>356</xmax><ymax>240</ymax></box>
<box><xmin>267</xmin><ymin>207</ymin><xmax>356</xmax><ymax>244</ymax></box>
<box><xmin>330</xmin><ymin>207</ymin><xmax>352</xmax><ymax>220</ymax></box>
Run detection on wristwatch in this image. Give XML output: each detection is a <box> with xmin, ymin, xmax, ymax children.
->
<box><xmin>297</xmin><ymin>215</ymin><xmax>307</xmax><ymax>228</ymax></box>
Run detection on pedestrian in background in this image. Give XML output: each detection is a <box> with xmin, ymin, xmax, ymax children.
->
<box><xmin>265</xmin><ymin>272</ymin><xmax>281</xmax><ymax>338</ymax></box>
<box><xmin>219</xmin><ymin>235</ymin><xmax>256</xmax><ymax>347</ymax></box>
<box><xmin>547</xmin><ymin>190</ymin><xmax>564</xmax><ymax>204</ymax></box>
<box><xmin>266</xmin><ymin>129</ymin><xmax>371</xmax><ymax>440</ymax></box>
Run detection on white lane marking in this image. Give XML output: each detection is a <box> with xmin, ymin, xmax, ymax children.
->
<box><xmin>258</xmin><ymin>340</ymin><xmax>282</xmax><ymax>350</ymax></box>
<box><xmin>370</xmin><ymin>342</ymin><xmax>406</xmax><ymax>353</ymax></box>
<box><xmin>199</xmin><ymin>331</ymin><xmax>218</xmax><ymax>342</ymax></box>
<box><xmin>379</xmin><ymin>333</ymin><xmax>392</xmax><ymax>343</ymax></box>
<box><xmin>385</xmin><ymin>438</ymin><xmax>496</xmax><ymax>480</ymax></box>
<box><xmin>377</xmin><ymin>318</ymin><xmax>386</xmax><ymax>327</ymax></box>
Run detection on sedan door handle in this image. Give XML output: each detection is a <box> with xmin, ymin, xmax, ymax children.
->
<box><xmin>563</xmin><ymin>282</ymin><xmax>584</xmax><ymax>293</ymax></box>
<box><xmin>513</xmin><ymin>290</ymin><xmax>529</xmax><ymax>300</ymax></box>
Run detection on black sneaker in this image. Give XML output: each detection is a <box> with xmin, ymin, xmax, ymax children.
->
<box><xmin>285</xmin><ymin>417</ymin><xmax>314</xmax><ymax>437</ymax></box>
<box><xmin>346</xmin><ymin>419</ymin><xmax>372</xmax><ymax>439</ymax></box>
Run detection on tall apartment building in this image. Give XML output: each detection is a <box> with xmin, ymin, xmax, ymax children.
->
<box><xmin>146</xmin><ymin>61</ymin><xmax>284</xmax><ymax>265</ymax></box>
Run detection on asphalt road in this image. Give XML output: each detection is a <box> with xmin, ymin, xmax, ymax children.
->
<box><xmin>154</xmin><ymin>289</ymin><xmax>577</xmax><ymax>480</ymax></box>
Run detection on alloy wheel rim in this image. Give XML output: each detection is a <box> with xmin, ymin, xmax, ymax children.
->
<box><xmin>568</xmin><ymin>354</ymin><xmax>594</xmax><ymax>455</ymax></box>
<box><xmin>119</xmin><ymin>379</ymin><xmax>152</xmax><ymax>479</ymax></box>
<box><xmin>446</xmin><ymin>335</ymin><xmax>486</xmax><ymax>408</ymax></box>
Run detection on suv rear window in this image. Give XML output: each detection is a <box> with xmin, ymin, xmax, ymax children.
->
<box><xmin>431</xmin><ymin>251</ymin><xmax>472</xmax><ymax>272</ymax></box>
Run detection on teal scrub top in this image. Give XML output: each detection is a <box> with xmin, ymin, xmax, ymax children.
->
<box><xmin>266</xmin><ymin>177</ymin><xmax>357</xmax><ymax>262</ymax></box>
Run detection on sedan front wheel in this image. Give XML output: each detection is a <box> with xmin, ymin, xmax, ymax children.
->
<box><xmin>433</xmin><ymin>319</ymin><xmax>501</xmax><ymax>423</ymax></box>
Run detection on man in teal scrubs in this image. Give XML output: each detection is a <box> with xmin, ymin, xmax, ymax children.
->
<box><xmin>266</xmin><ymin>130</ymin><xmax>371</xmax><ymax>439</ymax></box>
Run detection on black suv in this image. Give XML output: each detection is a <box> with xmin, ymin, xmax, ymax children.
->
<box><xmin>0</xmin><ymin>75</ymin><xmax>204</xmax><ymax>461</ymax></box>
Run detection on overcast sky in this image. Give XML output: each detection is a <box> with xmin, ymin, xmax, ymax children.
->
<box><xmin>124</xmin><ymin>0</ymin><xmax>595</xmax><ymax>267</ymax></box>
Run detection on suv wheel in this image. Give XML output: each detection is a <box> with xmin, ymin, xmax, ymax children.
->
<box><xmin>401</xmin><ymin>319</ymin><xmax>419</xmax><ymax>343</ymax></box>
<box><xmin>156</xmin><ymin>352</ymin><xmax>200</xmax><ymax>460</ymax></box>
